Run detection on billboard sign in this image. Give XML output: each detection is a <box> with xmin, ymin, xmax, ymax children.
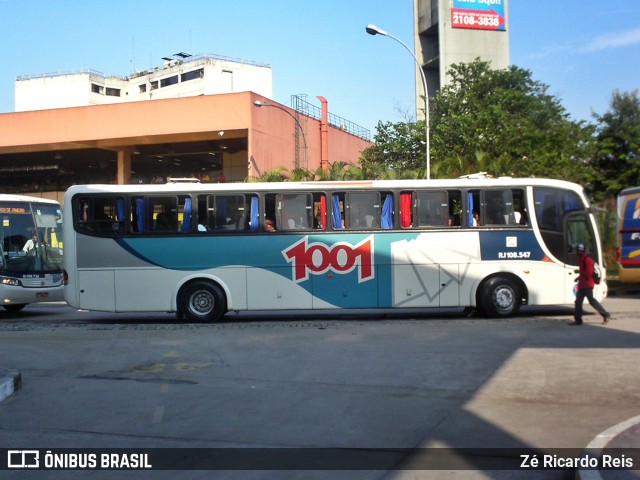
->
<box><xmin>452</xmin><ymin>0</ymin><xmax>507</xmax><ymax>31</ymax></box>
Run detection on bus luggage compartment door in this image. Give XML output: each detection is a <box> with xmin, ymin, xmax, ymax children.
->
<box><xmin>78</xmin><ymin>270</ymin><xmax>116</xmax><ymax>311</ymax></box>
<box><xmin>311</xmin><ymin>270</ymin><xmax>379</xmax><ymax>309</ymax></box>
<box><xmin>391</xmin><ymin>264</ymin><xmax>459</xmax><ymax>307</ymax></box>
<box><xmin>247</xmin><ymin>267</ymin><xmax>313</xmax><ymax>310</ymax></box>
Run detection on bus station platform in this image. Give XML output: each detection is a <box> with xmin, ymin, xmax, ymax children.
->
<box><xmin>579</xmin><ymin>415</ymin><xmax>640</xmax><ymax>480</ymax></box>
<box><xmin>1</xmin><ymin>289</ymin><xmax>639</xmax><ymax>477</ymax></box>
<box><xmin>2</xmin><ymin>361</ymin><xmax>638</xmax><ymax>477</ymax></box>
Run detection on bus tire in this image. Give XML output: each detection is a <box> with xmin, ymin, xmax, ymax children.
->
<box><xmin>3</xmin><ymin>304</ymin><xmax>26</xmax><ymax>313</ymax></box>
<box><xmin>178</xmin><ymin>280</ymin><xmax>226</xmax><ymax>322</ymax></box>
<box><xmin>478</xmin><ymin>277</ymin><xmax>520</xmax><ymax>318</ymax></box>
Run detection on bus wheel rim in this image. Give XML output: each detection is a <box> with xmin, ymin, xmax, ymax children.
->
<box><xmin>190</xmin><ymin>290</ymin><xmax>214</xmax><ymax>315</ymax></box>
<box><xmin>494</xmin><ymin>286</ymin><xmax>514</xmax><ymax>311</ymax></box>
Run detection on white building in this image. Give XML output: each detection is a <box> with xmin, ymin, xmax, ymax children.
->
<box><xmin>15</xmin><ymin>52</ymin><xmax>273</xmax><ymax>111</ymax></box>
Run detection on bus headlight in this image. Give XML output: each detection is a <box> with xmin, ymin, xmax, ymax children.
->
<box><xmin>0</xmin><ymin>277</ymin><xmax>23</xmax><ymax>287</ymax></box>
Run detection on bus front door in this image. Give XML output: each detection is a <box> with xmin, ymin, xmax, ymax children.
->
<box><xmin>564</xmin><ymin>212</ymin><xmax>597</xmax><ymax>304</ymax></box>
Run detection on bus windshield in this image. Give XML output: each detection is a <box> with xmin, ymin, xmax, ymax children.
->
<box><xmin>0</xmin><ymin>201</ymin><xmax>64</xmax><ymax>273</ymax></box>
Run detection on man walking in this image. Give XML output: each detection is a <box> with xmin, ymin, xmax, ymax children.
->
<box><xmin>570</xmin><ymin>243</ymin><xmax>612</xmax><ymax>326</ymax></box>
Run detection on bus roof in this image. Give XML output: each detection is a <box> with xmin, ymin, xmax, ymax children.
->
<box><xmin>65</xmin><ymin>177</ymin><xmax>585</xmax><ymax>196</ymax></box>
<box><xmin>619</xmin><ymin>187</ymin><xmax>640</xmax><ymax>196</ymax></box>
<box><xmin>0</xmin><ymin>194</ymin><xmax>60</xmax><ymax>205</ymax></box>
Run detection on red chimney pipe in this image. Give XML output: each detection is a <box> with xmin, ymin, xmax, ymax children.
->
<box><xmin>316</xmin><ymin>96</ymin><xmax>329</xmax><ymax>172</ymax></box>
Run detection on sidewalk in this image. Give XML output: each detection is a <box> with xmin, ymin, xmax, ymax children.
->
<box><xmin>579</xmin><ymin>415</ymin><xmax>640</xmax><ymax>480</ymax></box>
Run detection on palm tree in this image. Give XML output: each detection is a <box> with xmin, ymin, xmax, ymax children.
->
<box><xmin>289</xmin><ymin>167</ymin><xmax>315</xmax><ymax>182</ymax></box>
<box><xmin>314</xmin><ymin>161</ymin><xmax>351</xmax><ymax>181</ymax></box>
<box><xmin>251</xmin><ymin>166</ymin><xmax>289</xmax><ymax>182</ymax></box>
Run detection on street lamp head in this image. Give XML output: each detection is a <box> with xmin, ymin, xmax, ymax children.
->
<box><xmin>253</xmin><ymin>100</ymin><xmax>270</xmax><ymax>107</ymax></box>
<box><xmin>364</xmin><ymin>22</ymin><xmax>430</xmax><ymax>179</ymax></box>
<box><xmin>365</xmin><ymin>24</ymin><xmax>387</xmax><ymax>36</ymax></box>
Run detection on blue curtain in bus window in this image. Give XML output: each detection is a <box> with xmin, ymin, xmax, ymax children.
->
<box><xmin>216</xmin><ymin>197</ymin><xmax>228</xmax><ymax>227</ymax></box>
<box><xmin>467</xmin><ymin>192</ymin><xmax>474</xmax><ymax>227</ymax></box>
<box><xmin>535</xmin><ymin>188</ymin><xmax>582</xmax><ymax>232</ymax></box>
<box><xmin>332</xmin><ymin>194</ymin><xmax>343</xmax><ymax>229</ymax></box>
<box><xmin>116</xmin><ymin>199</ymin><xmax>125</xmax><ymax>221</ymax></box>
<box><xmin>533</xmin><ymin>188</ymin><xmax>548</xmax><ymax>229</ymax></box>
<box><xmin>182</xmin><ymin>198</ymin><xmax>192</xmax><ymax>232</ymax></box>
<box><xmin>136</xmin><ymin>198</ymin><xmax>145</xmax><ymax>233</ymax></box>
<box><xmin>564</xmin><ymin>193</ymin><xmax>580</xmax><ymax>212</ymax></box>
<box><xmin>249</xmin><ymin>196</ymin><xmax>259</xmax><ymax>231</ymax></box>
<box><xmin>381</xmin><ymin>195</ymin><xmax>394</xmax><ymax>229</ymax></box>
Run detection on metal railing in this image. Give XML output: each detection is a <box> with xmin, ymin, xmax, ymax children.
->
<box><xmin>291</xmin><ymin>95</ymin><xmax>371</xmax><ymax>141</ymax></box>
<box><xmin>16</xmin><ymin>69</ymin><xmax>113</xmax><ymax>82</ymax></box>
<box><xmin>16</xmin><ymin>53</ymin><xmax>271</xmax><ymax>82</ymax></box>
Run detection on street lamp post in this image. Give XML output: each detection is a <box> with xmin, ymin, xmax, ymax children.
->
<box><xmin>365</xmin><ymin>24</ymin><xmax>430</xmax><ymax>180</ymax></box>
<box><xmin>253</xmin><ymin>100</ymin><xmax>308</xmax><ymax>169</ymax></box>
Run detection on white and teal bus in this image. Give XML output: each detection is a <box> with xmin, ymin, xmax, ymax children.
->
<box><xmin>62</xmin><ymin>176</ymin><xmax>606</xmax><ymax>321</ymax></box>
<box><xmin>0</xmin><ymin>194</ymin><xmax>64</xmax><ymax>312</ymax></box>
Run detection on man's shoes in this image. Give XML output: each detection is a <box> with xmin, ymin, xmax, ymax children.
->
<box><xmin>568</xmin><ymin>321</ymin><xmax>582</xmax><ymax>326</ymax></box>
<box><xmin>602</xmin><ymin>316</ymin><xmax>611</xmax><ymax>325</ymax></box>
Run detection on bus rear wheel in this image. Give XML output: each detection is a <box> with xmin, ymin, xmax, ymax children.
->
<box><xmin>178</xmin><ymin>281</ymin><xmax>226</xmax><ymax>322</ymax></box>
<box><xmin>478</xmin><ymin>277</ymin><xmax>520</xmax><ymax>318</ymax></box>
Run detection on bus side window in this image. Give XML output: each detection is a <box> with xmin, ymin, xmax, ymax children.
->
<box><xmin>149</xmin><ymin>197</ymin><xmax>178</xmax><ymax>232</ymax></box>
<box><xmin>77</xmin><ymin>197</ymin><xmax>123</xmax><ymax>235</ymax></box>
<box><xmin>449</xmin><ymin>190</ymin><xmax>462</xmax><ymax>226</ymax></box>
<box><xmin>512</xmin><ymin>189</ymin><xmax>528</xmax><ymax>225</ymax></box>
<box><xmin>209</xmin><ymin>195</ymin><xmax>247</xmax><ymax>231</ymax></box>
<box><xmin>264</xmin><ymin>194</ymin><xmax>277</xmax><ymax>230</ymax></box>
<box><xmin>483</xmin><ymin>189</ymin><xmax>515</xmax><ymax>226</ymax></box>
<box><xmin>277</xmin><ymin>193</ymin><xmax>313</xmax><ymax>230</ymax></box>
<box><xmin>415</xmin><ymin>190</ymin><xmax>448</xmax><ymax>227</ymax></box>
<box><xmin>345</xmin><ymin>192</ymin><xmax>380</xmax><ymax>229</ymax></box>
<box><xmin>196</xmin><ymin>195</ymin><xmax>210</xmax><ymax>232</ymax></box>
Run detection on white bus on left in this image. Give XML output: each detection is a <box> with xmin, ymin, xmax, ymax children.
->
<box><xmin>0</xmin><ymin>194</ymin><xmax>64</xmax><ymax>311</ymax></box>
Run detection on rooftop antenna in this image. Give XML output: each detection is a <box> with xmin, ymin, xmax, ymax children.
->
<box><xmin>130</xmin><ymin>36</ymin><xmax>136</xmax><ymax>74</ymax></box>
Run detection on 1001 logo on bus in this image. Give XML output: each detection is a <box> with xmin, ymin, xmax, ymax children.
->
<box><xmin>282</xmin><ymin>236</ymin><xmax>374</xmax><ymax>283</ymax></box>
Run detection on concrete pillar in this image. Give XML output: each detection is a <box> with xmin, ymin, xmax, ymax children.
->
<box><xmin>116</xmin><ymin>149</ymin><xmax>132</xmax><ymax>185</ymax></box>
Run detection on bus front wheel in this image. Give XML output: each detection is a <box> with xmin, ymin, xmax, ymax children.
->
<box><xmin>478</xmin><ymin>277</ymin><xmax>521</xmax><ymax>318</ymax></box>
<box><xmin>178</xmin><ymin>281</ymin><xmax>227</xmax><ymax>322</ymax></box>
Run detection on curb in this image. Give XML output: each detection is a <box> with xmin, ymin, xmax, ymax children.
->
<box><xmin>0</xmin><ymin>367</ymin><xmax>21</xmax><ymax>403</ymax></box>
<box><xmin>577</xmin><ymin>414</ymin><xmax>640</xmax><ymax>480</ymax></box>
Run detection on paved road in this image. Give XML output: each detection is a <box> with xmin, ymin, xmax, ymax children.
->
<box><xmin>0</xmin><ymin>296</ymin><xmax>639</xmax><ymax>480</ymax></box>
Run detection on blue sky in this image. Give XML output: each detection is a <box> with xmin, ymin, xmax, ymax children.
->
<box><xmin>1</xmin><ymin>0</ymin><xmax>638</xmax><ymax>135</ymax></box>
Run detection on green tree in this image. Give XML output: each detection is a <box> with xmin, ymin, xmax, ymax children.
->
<box><xmin>359</xmin><ymin>120</ymin><xmax>426</xmax><ymax>175</ymax></box>
<box><xmin>591</xmin><ymin>89</ymin><xmax>640</xmax><ymax>200</ymax></box>
<box><xmin>430</xmin><ymin>59</ymin><xmax>592</xmax><ymax>181</ymax></box>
